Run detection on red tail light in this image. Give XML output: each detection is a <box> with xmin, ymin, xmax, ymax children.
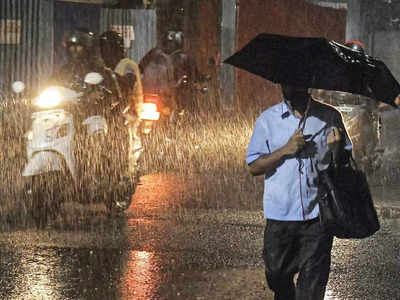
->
<box><xmin>143</xmin><ymin>94</ymin><xmax>161</xmax><ymax>105</ymax></box>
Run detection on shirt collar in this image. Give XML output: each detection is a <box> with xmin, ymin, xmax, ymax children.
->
<box><xmin>279</xmin><ymin>99</ymin><xmax>291</xmax><ymax>119</ymax></box>
<box><xmin>279</xmin><ymin>98</ymin><xmax>313</xmax><ymax>119</ymax></box>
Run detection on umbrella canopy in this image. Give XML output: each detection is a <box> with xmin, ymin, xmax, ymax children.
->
<box><xmin>224</xmin><ymin>33</ymin><xmax>400</xmax><ymax>107</ymax></box>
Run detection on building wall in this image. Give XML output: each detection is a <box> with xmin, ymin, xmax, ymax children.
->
<box><xmin>176</xmin><ymin>0</ymin><xmax>346</xmax><ymax>111</ymax></box>
<box><xmin>182</xmin><ymin>0</ymin><xmax>221</xmax><ymax>108</ymax></box>
<box><xmin>190</xmin><ymin>0</ymin><xmax>220</xmax><ymax>75</ymax></box>
<box><xmin>236</xmin><ymin>0</ymin><xmax>346</xmax><ymax>111</ymax></box>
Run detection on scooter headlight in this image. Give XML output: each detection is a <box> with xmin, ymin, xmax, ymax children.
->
<box><xmin>34</xmin><ymin>88</ymin><xmax>62</xmax><ymax>108</ymax></box>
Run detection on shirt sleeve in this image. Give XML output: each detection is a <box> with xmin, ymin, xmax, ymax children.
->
<box><xmin>246</xmin><ymin>116</ymin><xmax>271</xmax><ymax>165</ymax></box>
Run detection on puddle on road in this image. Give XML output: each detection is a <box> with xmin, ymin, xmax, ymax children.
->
<box><xmin>120</xmin><ymin>251</ymin><xmax>161</xmax><ymax>299</ymax></box>
<box><xmin>3</xmin><ymin>247</ymin><xmax>63</xmax><ymax>299</ymax></box>
<box><xmin>130</xmin><ymin>173</ymin><xmax>194</xmax><ymax>210</ymax></box>
<box><xmin>0</xmin><ymin>246</ymin><xmax>165</xmax><ymax>300</ymax></box>
<box><xmin>0</xmin><ymin>172</ymin><xmax>192</xmax><ymax>300</ymax></box>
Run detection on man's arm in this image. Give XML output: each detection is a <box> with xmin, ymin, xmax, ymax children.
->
<box><xmin>248</xmin><ymin>146</ymin><xmax>290</xmax><ymax>176</ymax></box>
<box><xmin>248</xmin><ymin>128</ymin><xmax>305</xmax><ymax>176</ymax></box>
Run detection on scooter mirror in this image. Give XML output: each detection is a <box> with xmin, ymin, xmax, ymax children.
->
<box><xmin>12</xmin><ymin>81</ymin><xmax>25</xmax><ymax>94</ymax></box>
<box><xmin>84</xmin><ymin>72</ymin><xmax>104</xmax><ymax>85</ymax></box>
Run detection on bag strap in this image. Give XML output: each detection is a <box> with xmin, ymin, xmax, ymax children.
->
<box><xmin>298</xmin><ymin>97</ymin><xmax>312</xmax><ymax>132</ymax></box>
<box><xmin>331</xmin><ymin>150</ymin><xmax>359</xmax><ymax>172</ymax></box>
<box><xmin>296</xmin><ymin>97</ymin><xmax>312</xmax><ymax>173</ymax></box>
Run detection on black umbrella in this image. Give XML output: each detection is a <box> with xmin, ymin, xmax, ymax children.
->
<box><xmin>224</xmin><ymin>33</ymin><xmax>400</xmax><ymax>107</ymax></box>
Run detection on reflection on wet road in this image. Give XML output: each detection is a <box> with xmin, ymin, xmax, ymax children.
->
<box><xmin>122</xmin><ymin>251</ymin><xmax>161</xmax><ymax>300</ymax></box>
<box><xmin>0</xmin><ymin>246</ymin><xmax>165</xmax><ymax>299</ymax></box>
<box><xmin>0</xmin><ymin>172</ymin><xmax>197</xmax><ymax>300</ymax></box>
<box><xmin>1</xmin><ymin>247</ymin><xmax>63</xmax><ymax>299</ymax></box>
<box><xmin>0</xmin><ymin>173</ymin><xmax>399</xmax><ymax>299</ymax></box>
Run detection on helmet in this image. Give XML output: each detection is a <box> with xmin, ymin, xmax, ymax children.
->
<box><xmin>65</xmin><ymin>28</ymin><xmax>96</xmax><ymax>49</ymax></box>
<box><xmin>100</xmin><ymin>30</ymin><xmax>124</xmax><ymax>53</ymax></box>
<box><xmin>344</xmin><ymin>40</ymin><xmax>365</xmax><ymax>54</ymax></box>
<box><xmin>167</xmin><ymin>30</ymin><xmax>184</xmax><ymax>45</ymax></box>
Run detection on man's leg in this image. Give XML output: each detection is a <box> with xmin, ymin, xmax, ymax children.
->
<box><xmin>295</xmin><ymin>219</ymin><xmax>334</xmax><ymax>300</ymax></box>
<box><xmin>263</xmin><ymin>219</ymin><xmax>297</xmax><ymax>300</ymax></box>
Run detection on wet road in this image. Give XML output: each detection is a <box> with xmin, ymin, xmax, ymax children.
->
<box><xmin>0</xmin><ymin>173</ymin><xmax>399</xmax><ymax>300</ymax></box>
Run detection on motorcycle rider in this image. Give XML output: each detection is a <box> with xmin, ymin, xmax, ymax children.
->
<box><xmin>165</xmin><ymin>30</ymin><xmax>205</xmax><ymax>113</ymax></box>
<box><xmin>345</xmin><ymin>40</ymin><xmax>399</xmax><ymax>108</ymax></box>
<box><xmin>139</xmin><ymin>31</ymin><xmax>205</xmax><ymax>118</ymax></box>
<box><xmin>51</xmin><ymin>28</ymin><xmax>110</xmax><ymax>92</ymax></box>
<box><xmin>343</xmin><ymin>40</ymin><xmax>383</xmax><ymax>172</ymax></box>
<box><xmin>99</xmin><ymin>30</ymin><xmax>144</xmax><ymax>183</ymax></box>
<box><xmin>50</xmin><ymin>28</ymin><xmax>136</xmax><ymax>209</ymax></box>
<box><xmin>99</xmin><ymin>30</ymin><xmax>143</xmax><ymax>116</ymax></box>
<box><xmin>344</xmin><ymin>40</ymin><xmax>365</xmax><ymax>53</ymax></box>
<box><xmin>50</xmin><ymin>28</ymin><xmax>123</xmax><ymax>116</ymax></box>
<box><xmin>139</xmin><ymin>46</ymin><xmax>177</xmax><ymax>118</ymax></box>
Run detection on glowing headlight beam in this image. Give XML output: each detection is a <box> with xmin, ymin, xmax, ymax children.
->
<box><xmin>34</xmin><ymin>88</ymin><xmax>62</xmax><ymax>108</ymax></box>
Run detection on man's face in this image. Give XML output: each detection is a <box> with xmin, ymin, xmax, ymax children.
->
<box><xmin>281</xmin><ymin>84</ymin><xmax>309</xmax><ymax>103</ymax></box>
<box><xmin>67</xmin><ymin>43</ymin><xmax>87</xmax><ymax>60</ymax></box>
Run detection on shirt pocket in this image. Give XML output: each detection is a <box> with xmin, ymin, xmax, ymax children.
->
<box><xmin>268</xmin><ymin>129</ymin><xmax>292</xmax><ymax>152</ymax></box>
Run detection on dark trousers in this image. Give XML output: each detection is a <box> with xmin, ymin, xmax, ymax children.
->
<box><xmin>263</xmin><ymin>218</ymin><xmax>333</xmax><ymax>300</ymax></box>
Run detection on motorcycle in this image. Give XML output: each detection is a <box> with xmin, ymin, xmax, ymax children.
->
<box><xmin>139</xmin><ymin>73</ymin><xmax>209</xmax><ymax>134</ymax></box>
<box><xmin>16</xmin><ymin>73</ymin><xmax>136</xmax><ymax>226</ymax></box>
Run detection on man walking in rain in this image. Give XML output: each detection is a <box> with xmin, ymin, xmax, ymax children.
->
<box><xmin>246</xmin><ymin>84</ymin><xmax>352</xmax><ymax>300</ymax></box>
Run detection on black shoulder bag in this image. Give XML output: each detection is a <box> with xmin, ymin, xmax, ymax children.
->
<box><xmin>296</xmin><ymin>98</ymin><xmax>379</xmax><ymax>239</ymax></box>
<box><xmin>317</xmin><ymin>155</ymin><xmax>380</xmax><ymax>239</ymax></box>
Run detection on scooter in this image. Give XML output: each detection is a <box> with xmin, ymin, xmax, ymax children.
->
<box><xmin>16</xmin><ymin>73</ymin><xmax>135</xmax><ymax>226</ymax></box>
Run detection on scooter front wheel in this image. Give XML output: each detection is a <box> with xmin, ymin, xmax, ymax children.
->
<box><xmin>21</xmin><ymin>172</ymin><xmax>73</xmax><ymax>228</ymax></box>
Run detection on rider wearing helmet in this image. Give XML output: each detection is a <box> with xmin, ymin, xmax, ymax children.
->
<box><xmin>99</xmin><ymin>30</ymin><xmax>143</xmax><ymax>112</ymax></box>
<box><xmin>99</xmin><ymin>30</ymin><xmax>144</xmax><ymax>180</ymax></box>
<box><xmin>52</xmin><ymin>28</ymin><xmax>107</xmax><ymax>91</ymax></box>
<box><xmin>166</xmin><ymin>31</ymin><xmax>204</xmax><ymax>113</ymax></box>
<box><xmin>343</xmin><ymin>40</ymin><xmax>385</xmax><ymax>172</ymax></box>
<box><xmin>344</xmin><ymin>40</ymin><xmax>365</xmax><ymax>54</ymax></box>
<box><xmin>99</xmin><ymin>30</ymin><xmax>125</xmax><ymax>70</ymax></box>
